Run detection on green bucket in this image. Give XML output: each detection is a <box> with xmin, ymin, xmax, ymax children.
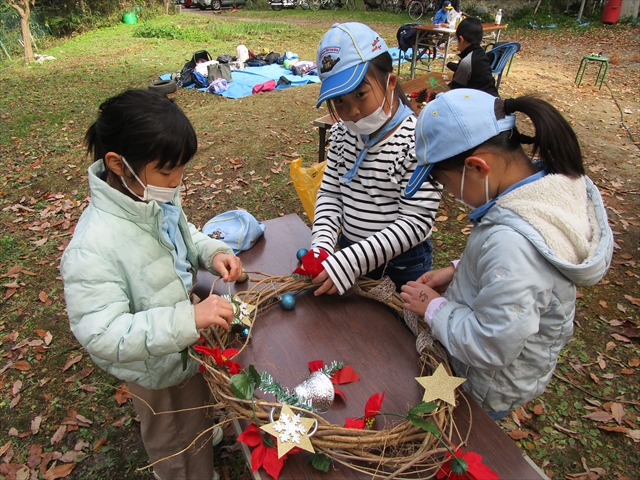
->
<box><xmin>123</xmin><ymin>12</ymin><xmax>137</xmax><ymax>24</ymax></box>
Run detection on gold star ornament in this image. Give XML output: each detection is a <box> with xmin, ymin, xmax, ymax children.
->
<box><xmin>415</xmin><ymin>363</ymin><xmax>466</xmax><ymax>406</ymax></box>
<box><xmin>260</xmin><ymin>405</ymin><xmax>316</xmax><ymax>458</ymax></box>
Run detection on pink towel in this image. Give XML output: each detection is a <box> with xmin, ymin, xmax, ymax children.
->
<box><xmin>252</xmin><ymin>79</ymin><xmax>277</xmax><ymax>94</ymax></box>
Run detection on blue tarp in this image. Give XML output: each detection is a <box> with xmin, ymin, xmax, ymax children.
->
<box><xmin>160</xmin><ymin>63</ymin><xmax>320</xmax><ymax>99</ymax></box>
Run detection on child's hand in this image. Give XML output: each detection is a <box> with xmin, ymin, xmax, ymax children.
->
<box><xmin>212</xmin><ymin>253</ymin><xmax>243</xmax><ymax>282</ymax></box>
<box><xmin>400</xmin><ymin>282</ymin><xmax>441</xmax><ymax>316</ymax></box>
<box><xmin>194</xmin><ymin>294</ymin><xmax>234</xmax><ymax>330</ymax></box>
<box><xmin>415</xmin><ymin>265</ymin><xmax>455</xmax><ymax>293</ymax></box>
<box><xmin>312</xmin><ymin>269</ymin><xmax>338</xmax><ymax>296</ymax></box>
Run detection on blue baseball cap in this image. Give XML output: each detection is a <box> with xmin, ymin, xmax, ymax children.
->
<box><xmin>405</xmin><ymin>89</ymin><xmax>516</xmax><ymax>198</ymax></box>
<box><xmin>316</xmin><ymin>23</ymin><xmax>388</xmax><ymax>108</ymax></box>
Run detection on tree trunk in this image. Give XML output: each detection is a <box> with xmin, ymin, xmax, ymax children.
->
<box><xmin>533</xmin><ymin>0</ymin><xmax>543</xmax><ymax>15</ymax></box>
<box><xmin>7</xmin><ymin>0</ymin><xmax>35</xmax><ymax>64</ymax></box>
<box><xmin>79</xmin><ymin>0</ymin><xmax>86</xmax><ymax>13</ymax></box>
<box><xmin>164</xmin><ymin>0</ymin><xmax>171</xmax><ymax>14</ymax></box>
<box><xmin>577</xmin><ymin>0</ymin><xmax>586</xmax><ymax>20</ymax></box>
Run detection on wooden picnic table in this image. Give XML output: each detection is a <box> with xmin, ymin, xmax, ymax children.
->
<box><xmin>195</xmin><ymin>214</ymin><xmax>548</xmax><ymax>480</ymax></box>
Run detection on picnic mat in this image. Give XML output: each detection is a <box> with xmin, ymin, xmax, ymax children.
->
<box><xmin>159</xmin><ymin>64</ymin><xmax>320</xmax><ymax>99</ymax></box>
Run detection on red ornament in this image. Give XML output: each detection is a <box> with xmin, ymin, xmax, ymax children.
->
<box><xmin>193</xmin><ymin>345</ymin><xmax>242</xmax><ymax>374</ymax></box>
<box><xmin>344</xmin><ymin>392</ymin><xmax>385</xmax><ymax>429</ymax></box>
<box><xmin>237</xmin><ymin>424</ymin><xmax>289</xmax><ymax>480</ymax></box>
<box><xmin>436</xmin><ymin>447</ymin><xmax>499</xmax><ymax>480</ymax></box>
<box><xmin>292</xmin><ymin>248</ymin><xmax>329</xmax><ymax>278</ymax></box>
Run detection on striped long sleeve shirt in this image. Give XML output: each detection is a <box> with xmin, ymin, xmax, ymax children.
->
<box><xmin>311</xmin><ymin>116</ymin><xmax>442</xmax><ymax>294</ymax></box>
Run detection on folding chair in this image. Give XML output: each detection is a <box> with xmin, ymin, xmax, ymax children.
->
<box><xmin>486</xmin><ymin>42</ymin><xmax>521</xmax><ymax>89</ymax></box>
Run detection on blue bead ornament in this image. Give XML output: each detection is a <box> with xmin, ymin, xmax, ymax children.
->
<box><xmin>280</xmin><ymin>293</ymin><xmax>296</xmax><ymax>310</ymax></box>
<box><xmin>240</xmin><ymin>327</ymin><xmax>250</xmax><ymax>339</ymax></box>
<box><xmin>296</xmin><ymin>248</ymin><xmax>309</xmax><ymax>262</ymax></box>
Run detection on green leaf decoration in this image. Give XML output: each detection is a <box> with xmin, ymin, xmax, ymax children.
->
<box><xmin>408</xmin><ymin>413</ymin><xmax>441</xmax><ymax>436</ymax></box>
<box><xmin>181</xmin><ymin>347</ymin><xmax>188</xmax><ymax>371</ymax></box>
<box><xmin>450</xmin><ymin>457</ymin><xmax>468</xmax><ymax>475</ymax></box>
<box><xmin>408</xmin><ymin>401</ymin><xmax>438</xmax><ymax>415</ymax></box>
<box><xmin>230</xmin><ymin>372</ymin><xmax>255</xmax><ymax>400</ymax></box>
<box><xmin>248</xmin><ymin>365</ymin><xmax>261</xmax><ymax>388</ymax></box>
<box><xmin>310</xmin><ymin>453</ymin><xmax>332</xmax><ymax>472</ymax></box>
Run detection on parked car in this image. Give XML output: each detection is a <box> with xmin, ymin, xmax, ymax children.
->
<box><xmin>194</xmin><ymin>0</ymin><xmax>246</xmax><ymax>9</ymax></box>
<box><xmin>182</xmin><ymin>0</ymin><xmax>193</xmax><ymax>7</ymax></box>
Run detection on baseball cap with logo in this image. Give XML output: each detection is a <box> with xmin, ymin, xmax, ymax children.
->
<box><xmin>405</xmin><ymin>89</ymin><xmax>516</xmax><ymax>198</ymax></box>
<box><xmin>443</xmin><ymin>1</ymin><xmax>453</xmax><ymax>9</ymax></box>
<box><xmin>316</xmin><ymin>22</ymin><xmax>388</xmax><ymax>108</ymax></box>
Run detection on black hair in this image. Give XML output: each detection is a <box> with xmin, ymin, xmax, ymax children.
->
<box><xmin>431</xmin><ymin>96</ymin><xmax>585</xmax><ymax>178</ymax></box>
<box><xmin>326</xmin><ymin>51</ymin><xmax>411</xmax><ymax>120</ymax></box>
<box><xmin>85</xmin><ymin>89</ymin><xmax>197</xmax><ymax>174</ymax></box>
<box><xmin>455</xmin><ymin>17</ymin><xmax>483</xmax><ymax>44</ymax></box>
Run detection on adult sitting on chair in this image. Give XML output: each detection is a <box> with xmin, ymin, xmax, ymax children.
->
<box><xmin>446</xmin><ymin>17</ymin><xmax>499</xmax><ymax>97</ymax></box>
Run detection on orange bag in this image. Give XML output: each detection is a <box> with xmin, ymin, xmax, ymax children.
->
<box><xmin>289</xmin><ymin>158</ymin><xmax>326</xmax><ymax>223</ymax></box>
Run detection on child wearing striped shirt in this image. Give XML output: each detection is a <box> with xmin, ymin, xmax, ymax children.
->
<box><xmin>311</xmin><ymin>23</ymin><xmax>441</xmax><ymax>296</ymax></box>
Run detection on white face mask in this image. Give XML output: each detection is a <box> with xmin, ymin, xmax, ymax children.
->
<box><xmin>458</xmin><ymin>163</ymin><xmax>490</xmax><ymax>209</ymax></box>
<box><xmin>343</xmin><ymin>76</ymin><xmax>393</xmax><ymax>136</ymax></box>
<box><xmin>119</xmin><ymin>156</ymin><xmax>180</xmax><ymax>204</ymax></box>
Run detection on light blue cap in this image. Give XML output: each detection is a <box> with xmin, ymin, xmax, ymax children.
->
<box><xmin>405</xmin><ymin>89</ymin><xmax>516</xmax><ymax>198</ymax></box>
<box><xmin>316</xmin><ymin>23</ymin><xmax>388</xmax><ymax>108</ymax></box>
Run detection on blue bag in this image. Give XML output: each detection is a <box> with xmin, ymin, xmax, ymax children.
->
<box><xmin>202</xmin><ymin>210</ymin><xmax>265</xmax><ymax>254</ymax></box>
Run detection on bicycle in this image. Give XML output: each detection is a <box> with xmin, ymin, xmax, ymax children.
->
<box><xmin>310</xmin><ymin>0</ymin><xmax>354</xmax><ymax>10</ymax></box>
<box><xmin>407</xmin><ymin>0</ymin><xmax>436</xmax><ymax>20</ymax></box>
<box><xmin>269</xmin><ymin>0</ymin><xmax>310</xmax><ymax>10</ymax></box>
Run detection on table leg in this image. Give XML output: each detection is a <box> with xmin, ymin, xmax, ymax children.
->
<box><xmin>410</xmin><ymin>31</ymin><xmax>422</xmax><ymax>79</ymax></box>
<box><xmin>441</xmin><ymin>33</ymin><xmax>451</xmax><ymax>72</ymax></box>
<box><xmin>318</xmin><ymin>125</ymin><xmax>327</xmax><ymax>163</ymax></box>
<box><xmin>575</xmin><ymin>57</ymin><xmax>587</xmax><ymax>86</ymax></box>
<box><xmin>495</xmin><ymin>29</ymin><xmax>501</xmax><ymax>44</ymax></box>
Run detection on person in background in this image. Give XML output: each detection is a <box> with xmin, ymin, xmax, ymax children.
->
<box><xmin>61</xmin><ymin>89</ymin><xmax>243</xmax><ymax>480</ymax></box>
<box><xmin>310</xmin><ymin>22</ymin><xmax>441</xmax><ymax>296</ymax></box>
<box><xmin>401</xmin><ymin>89</ymin><xmax>613</xmax><ymax>420</ymax></box>
<box><xmin>433</xmin><ymin>0</ymin><xmax>454</xmax><ymax>25</ymax></box>
<box><xmin>446</xmin><ymin>17</ymin><xmax>499</xmax><ymax>96</ymax></box>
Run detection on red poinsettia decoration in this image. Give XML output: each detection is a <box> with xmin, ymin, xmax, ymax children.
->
<box><xmin>293</xmin><ymin>248</ymin><xmax>329</xmax><ymax>278</ymax></box>
<box><xmin>237</xmin><ymin>424</ymin><xmax>289</xmax><ymax>480</ymax></box>
<box><xmin>193</xmin><ymin>345</ymin><xmax>242</xmax><ymax>374</ymax></box>
<box><xmin>436</xmin><ymin>447</ymin><xmax>499</xmax><ymax>480</ymax></box>
<box><xmin>344</xmin><ymin>392</ymin><xmax>385</xmax><ymax>429</ymax></box>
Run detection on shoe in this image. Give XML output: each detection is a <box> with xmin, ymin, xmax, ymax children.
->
<box><xmin>212</xmin><ymin>425</ymin><xmax>224</xmax><ymax>446</ymax></box>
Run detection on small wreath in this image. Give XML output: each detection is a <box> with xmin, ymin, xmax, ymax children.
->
<box><xmin>193</xmin><ymin>272</ymin><xmax>475</xmax><ymax>479</ymax></box>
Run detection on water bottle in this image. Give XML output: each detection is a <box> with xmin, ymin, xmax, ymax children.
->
<box><xmin>495</xmin><ymin>8</ymin><xmax>503</xmax><ymax>25</ymax></box>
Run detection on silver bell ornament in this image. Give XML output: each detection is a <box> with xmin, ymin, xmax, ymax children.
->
<box><xmin>294</xmin><ymin>371</ymin><xmax>335</xmax><ymax>413</ymax></box>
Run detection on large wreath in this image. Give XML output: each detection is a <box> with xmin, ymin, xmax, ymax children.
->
<box><xmin>191</xmin><ymin>272</ymin><xmax>485</xmax><ymax>479</ymax></box>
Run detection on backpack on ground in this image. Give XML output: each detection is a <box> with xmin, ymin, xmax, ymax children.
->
<box><xmin>178</xmin><ymin>50</ymin><xmax>212</xmax><ymax>88</ymax></box>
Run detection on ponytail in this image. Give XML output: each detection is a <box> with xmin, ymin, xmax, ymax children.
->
<box><xmin>502</xmin><ymin>96</ymin><xmax>584</xmax><ymax>178</ymax></box>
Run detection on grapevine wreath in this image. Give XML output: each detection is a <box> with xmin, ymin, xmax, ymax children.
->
<box><xmin>189</xmin><ymin>262</ymin><xmax>488</xmax><ymax>479</ymax></box>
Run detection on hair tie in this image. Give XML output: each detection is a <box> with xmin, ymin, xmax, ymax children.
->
<box><xmin>503</xmin><ymin>98</ymin><xmax>516</xmax><ymax>116</ymax></box>
<box><xmin>519</xmin><ymin>133</ymin><xmax>535</xmax><ymax>145</ymax></box>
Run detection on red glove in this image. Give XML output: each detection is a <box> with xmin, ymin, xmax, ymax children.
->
<box><xmin>293</xmin><ymin>248</ymin><xmax>329</xmax><ymax>278</ymax></box>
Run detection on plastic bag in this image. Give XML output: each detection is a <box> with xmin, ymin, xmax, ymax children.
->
<box><xmin>289</xmin><ymin>158</ymin><xmax>326</xmax><ymax>223</ymax></box>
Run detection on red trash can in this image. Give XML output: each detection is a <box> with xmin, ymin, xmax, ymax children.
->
<box><xmin>602</xmin><ymin>0</ymin><xmax>622</xmax><ymax>24</ymax></box>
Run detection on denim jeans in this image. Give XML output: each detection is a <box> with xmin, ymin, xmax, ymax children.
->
<box><xmin>337</xmin><ymin>235</ymin><xmax>433</xmax><ymax>291</ymax></box>
<box><xmin>487</xmin><ymin>410</ymin><xmax>509</xmax><ymax>421</ymax></box>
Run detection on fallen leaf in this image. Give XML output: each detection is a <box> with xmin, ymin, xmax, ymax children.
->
<box><xmin>64</xmin><ymin>368</ymin><xmax>93</xmax><ymax>383</ymax></box>
<box><xmin>618</xmin><ymin>328</ymin><xmax>640</xmax><ymax>338</ymax></box>
<box><xmin>598</xmin><ymin>425</ymin><xmax>629</xmax><ymax>433</ymax></box>
<box><xmin>533</xmin><ymin>404</ymin><xmax>545</xmax><ymax>415</ymax></box>
<box><xmin>621</xmin><ymin>369</ymin><xmax>635</xmax><ymax>375</ymax></box>
<box><xmin>599</xmin><ymin>300</ymin><xmax>608</xmax><ymax>308</ymax></box>
<box><xmin>42</xmin><ymin>462</ymin><xmax>75</xmax><ymax>480</ymax></box>
<box><xmin>62</xmin><ymin>354</ymin><xmax>82</xmax><ymax>372</ymax></box>
<box><xmin>617</xmin><ymin>303</ymin><xmax>627</xmax><ymax>313</ymax></box>
<box><xmin>111</xmin><ymin>416</ymin><xmax>129</xmax><ymax>428</ymax></box>
<box><xmin>624</xmin><ymin>295</ymin><xmax>640</xmax><ymax>307</ymax></box>
<box><xmin>610</xmin><ymin>333</ymin><xmax>631</xmax><ymax>343</ymax></box>
<box><xmin>50</xmin><ymin>425</ymin><xmax>66</xmax><ymax>445</ymax></box>
<box><xmin>9</xmin><ymin>394</ymin><xmax>21</xmax><ymax>409</ymax></box>
<box><xmin>78</xmin><ymin>385</ymin><xmax>98</xmax><ymax>393</ymax></box>
<box><xmin>0</xmin><ymin>441</ymin><xmax>12</xmax><ymax>457</ymax></box>
<box><xmin>435</xmin><ymin>216</ymin><xmax>448</xmax><ymax>222</ymax></box>
<box><xmin>27</xmin><ymin>444</ymin><xmax>43</xmax><ymax>469</ymax></box>
<box><xmin>59</xmin><ymin>451</ymin><xmax>85</xmax><ymax>463</ymax></box>
<box><xmin>31</xmin><ymin>416</ymin><xmax>42</xmax><ymax>435</ymax></box>
<box><xmin>589</xmin><ymin>372</ymin><xmax>601</xmax><ymax>385</ymax></box>
<box><xmin>38</xmin><ymin>291</ymin><xmax>52</xmax><ymax>306</ymax></box>
<box><xmin>611</xmin><ymin>403</ymin><xmax>624</xmax><ymax>424</ymax></box>
<box><xmin>553</xmin><ymin>423</ymin><xmax>578</xmax><ymax>435</ymax></box>
<box><xmin>582</xmin><ymin>411</ymin><xmax>614</xmax><ymax>422</ymax></box>
<box><xmin>12</xmin><ymin>380</ymin><xmax>22</xmax><ymax>396</ymax></box>
<box><xmin>75</xmin><ymin>414</ymin><xmax>92</xmax><ymax>425</ymax></box>
<box><xmin>115</xmin><ymin>385</ymin><xmax>131</xmax><ymax>405</ymax></box>
<box><xmin>507</xmin><ymin>429</ymin><xmax>529</xmax><ymax>439</ymax></box>
<box><xmin>605</xmin><ymin>341</ymin><xmax>616</xmax><ymax>351</ymax></box>
<box><xmin>8</xmin><ymin>428</ymin><xmax>19</xmax><ymax>437</ymax></box>
<box><xmin>13</xmin><ymin>360</ymin><xmax>30</xmax><ymax>371</ymax></box>
<box><xmin>629</xmin><ymin>359</ymin><xmax>640</xmax><ymax>367</ymax></box>
<box><xmin>627</xmin><ymin>430</ymin><xmax>640</xmax><ymax>442</ymax></box>
<box><xmin>92</xmin><ymin>438</ymin><xmax>107</xmax><ymax>452</ymax></box>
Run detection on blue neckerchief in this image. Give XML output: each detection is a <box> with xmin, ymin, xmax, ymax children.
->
<box><xmin>469</xmin><ymin>167</ymin><xmax>547</xmax><ymax>225</ymax></box>
<box><xmin>341</xmin><ymin>102</ymin><xmax>414</xmax><ymax>184</ymax></box>
<box><xmin>159</xmin><ymin>202</ymin><xmax>193</xmax><ymax>291</ymax></box>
